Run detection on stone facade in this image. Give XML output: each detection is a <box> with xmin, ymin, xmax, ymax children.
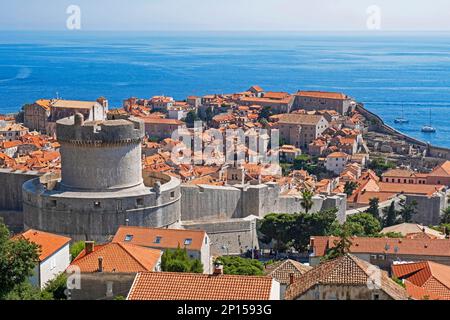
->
<box><xmin>296</xmin><ymin>284</ymin><xmax>392</xmax><ymax>300</ymax></box>
<box><xmin>22</xmin><ymin>115</ymin><xmax>181</xmax><ymax>241</ymax></box>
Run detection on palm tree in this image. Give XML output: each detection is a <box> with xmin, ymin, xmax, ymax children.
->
<box><xmin>300</xmin><ymin>188</ymin><xmax>314</xmax><ymax>214</ymax></box>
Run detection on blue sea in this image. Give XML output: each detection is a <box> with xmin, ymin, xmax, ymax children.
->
<box><xmin>0</xmin><ymin>31</ymin><xmax>449</xmax><ymax>147</ymax></box>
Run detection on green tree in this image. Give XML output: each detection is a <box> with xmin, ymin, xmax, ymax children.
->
<box><xmin>259</xmin><ymin>106</ymin><xmax>273</xmax><ymax>120</ymax></box>
<box><xmin>3</xmin><ymin>282</ymin><xmax>52</xmax><ymax>300</ymax></box>
<box><xmin>183</xmin><ymin>111</ymin><xmax>200</xmax><ymax>128</ymax></box>
<box><xmin>43</xmin><ymin>273</ymin><xmax>67</xmax><ymax>300</ymax></box>
<box><xmin>348</xmin><ymin>213</ymin><xmax>381</xmax><ymax>236</ymax></box>
<box><xmin>258</xmin><ymin>213</ymin><xmax>296</xmax><ymax>250</ymax></box>
<box><xmin>365</xmin><ymin>197</ymin><xmax>380</xmax><ymax>220</ymax></box>
<box><xmin>70</xmin><ymin>241</ymin><xmax>85</xmax><ymax>261</ymax></box>
<box><xmin>258</xmin><ymin>208</ymin><xmax>338</xmax><ymax>253</ymax></box>
<box><xmin>204</xmin><ymin>107</ymin><xmax>214</xmax><ymax>122</ymax></box>
<box><xmin>330</xmin><ymin>213</ymin><xmax>381</xmax><ymax>237</ymax></box>
<box><xmin>382</xmin><ymin>201</ymin><xmax>399</xmax><ymax>227</ymax></box>
<box><xmin>344</xmin><ymin>181</ymin><xmax>358</xmax><ymax>197</ymax></box>
<box><xmin>0</xmin><ymin>219</ymin><xmax>41</xmax><ymax>299</ymax></box>
<box><xmin>300</xmin><ymin>189</ymin><xmax>314</xmax><ymax>214</ymax></box>
<box><xmin>293</xmin><ymin>154</ymin><xmax>311</xmax><ymax>170</ymax></box>
<box><xmin>441</xmin><ymin>207</ymin><xmax>450</xmax><ymax>224</ymax></box>
<box><xmin>215</xmin><ymin>256</ymin><xmax>264</xmax><ymax>276</ymax></box>
<box><xmin>161</xmin><ymin>247</ymin><xmax>203</xmax><ymax>273</ymax></box>
<box><xmin>399</xmin><ymin>199</ymin><xmax>418</xmax><ymax>223</ymax></box>
<box><xmin>368</xmin><ymin>158</ymin><xmax>396</xmax><ymax>176</ymax></box>
<box><xmin>323</xmin><ymin>225</ymin><xmax>353</xmax><ymax>261</ymax></box>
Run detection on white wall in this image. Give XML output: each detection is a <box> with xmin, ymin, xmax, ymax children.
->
<box><xmin>269</xmin><ymin>279</ymin><xmax>281</xmax><ymax>300</ymax></box>
<box><xmin>39</xmin><ymin>243</ymin><xmax>70</xmax><ymax>288</ymax></box>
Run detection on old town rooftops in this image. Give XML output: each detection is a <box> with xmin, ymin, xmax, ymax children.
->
<box><xmin>50</xmin><ymin>99</ymin><xmax>101</xmax><ymax>109</ymax></box>
<box><xmin>13</xmin><ymin>229</ymin><xmax>71</xmax><ymax>262</ymax></box>
<box><xmin>112</xmin><ymin>226</ymin><xmax>207</xmax><ymax>251</ymax></box>
<box><xmin>71</xmin><ymin>242</ymin><xmax>162</xmax><ymax>273</ymax></box>
<box><xmin>296</xmin><ymin>91</ymin><xmax>349</xmax><ymax>100</ymax></box>
<box><xmin>311</xmin><ymin>236</ymin><xmax>450</xmax><ymax>258</ymax></box>
<box><xmin>392</xmin><ymin>261</ymin><xmax>450</xmax><ymax>300</ymax></box>
<box><xmin>127</xmin><ymin>272</ymin><xmax>276</xmax><ymax>300</ymax></box>
<box><xmin>278</xmin><ymin>113</ymin><xmax>325</xmax><ymax>125</ymax></box>
<box><xmin>285</xmin><ymin>254</ymin><xmax>407</xmax><ymax>300</ymax></box>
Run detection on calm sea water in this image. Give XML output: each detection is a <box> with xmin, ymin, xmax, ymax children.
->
<box><xmin>0</xmin><ymin>31</ymin><xmax>449</xmax><ymax>147</ymax></box>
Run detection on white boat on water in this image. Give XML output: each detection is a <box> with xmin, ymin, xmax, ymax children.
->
<box><xmin>394</xmin><ymin>105</ymin><xmax>409</xmax><ymax>124</ymax></box>
<box><xmin>421</xmin><ymin>109</ymin><xmax>436</xmax><ymax>133</ymax></box>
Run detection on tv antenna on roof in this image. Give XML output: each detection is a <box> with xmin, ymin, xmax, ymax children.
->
<box><xmin>56</xmin><ymin>92</ymin><xmax>60</xmax><ymax>100</ymax></box>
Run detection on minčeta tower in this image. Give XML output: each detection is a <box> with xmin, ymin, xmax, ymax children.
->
<box><xmin>23</xmin><ymin>114</ymin><xmax>181</xmax><ymax>241</ymax></box>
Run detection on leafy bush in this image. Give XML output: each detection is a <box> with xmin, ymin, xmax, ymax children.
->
<box><xmin>215</xmin><ymin>256</ymin><xmax>264</xmax><ymax>276</ymax></box>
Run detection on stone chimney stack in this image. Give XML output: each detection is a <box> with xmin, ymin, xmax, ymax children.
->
<box><xmin>289</xmin><ymin>273</ymin><xmax>295</xmax><ymax>285</ymax></box>
<box><xmin>98</xmin><ymin>256</ymin><xmax>104</xmax><ymax>272</ymax></box>
<box><xmin>85</xmin><ymin>241</ymin><xmax>95</xmax><ymax>254</ymax></box>
<box><xmin>212</xmin><ymin>263</ymin><xmax>224</xmax><ymax>276</ymax></box>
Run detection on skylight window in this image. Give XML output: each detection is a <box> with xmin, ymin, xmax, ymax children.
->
<box><xmin>155</xmin><ymin>236</ymin><xmax>162</xmax><ymax>244</ymax></box>
<box><xmin>184</xmin><ymin>238</ymin><xmax>192</xmax><ymax>246</ymax></box>
<box><xmin>124</xmin><ymin>235</ymin><xmax>133</xmax><ymax>242</ymax></box>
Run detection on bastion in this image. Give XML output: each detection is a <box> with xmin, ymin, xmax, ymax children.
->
<box><xmin>23</xmin><ymin>114</ymin><xmax>181</xmax><ymax>241</ymax></box>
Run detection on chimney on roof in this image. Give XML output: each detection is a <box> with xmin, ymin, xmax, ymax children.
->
<box><xmin>98</xmin><ymin>256</ymin><xmax>103</xmax><ymax>272</ymax></box>
<box><xmin>212</xmin><ymin>263</ymin><xmax>224</xmax><ymax>276</ymax></box>
<box><xmin>289</xmin><ymin>273</ymin><xmax>295</xmax><ymax>285</ymax></box>
<box><xmin>85</xmin><ymin>241</ymin><xmax>95</xmax><ymax>254</ymax></box>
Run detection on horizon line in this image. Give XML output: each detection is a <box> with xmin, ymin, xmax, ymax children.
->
<box><xmin>2</xmin><ymin>29</ymin><xmax>450</xmax><ymax>33</ymax></box>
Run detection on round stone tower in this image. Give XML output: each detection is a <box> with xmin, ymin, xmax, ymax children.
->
<box><xmin>57</xmin><ymin>113</ymin><xmax>144</xmax><ymax>191</ymax></box>
<box><xmin>23</xmin><ymin>115</ymin><xmax>181</xmax><ymax>241</ymax></box>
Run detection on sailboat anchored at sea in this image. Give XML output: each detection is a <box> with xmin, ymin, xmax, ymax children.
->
<box><xmin>394</xmin><ymin>105</ymin><xmax>409</xmax><ymax>124</ymax></box>
<box><xmin>421</xmin><ymin>108</ymin><xmax>436</xmax><ymax>133</ymax></box>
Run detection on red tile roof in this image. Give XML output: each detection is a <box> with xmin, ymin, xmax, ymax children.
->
<box><xmin>296</xmin><ymin>91</ymin><xmax>348</xmax><ymax>100</ymax></box>
<box><xmin>311</xmin><ymin>236</ymin><xmax>450</xmax><ymax>258</ymax></box>
<box><xmin>71</xmin><ymin>242</ymin><xmax>162</xmax><ymax>273</ymax></box>
<box><xmin>392</xmin><ymin>261</ymin><xmax>450</xmax><ymax>300</ymax></box>
<box><xmin>15</xmin><ymin>229</ymin><xmax>71</xmax><ymax>261</ymax></box>
<box><xmin>285</xmin><ymin>254</ymin><xmax>407</xmax><ymax>300</ymax></box>
<box><xmin>112</xmin><ymin>226</ymin><xmax>206</xmax><ymax>251</ymax></box>
<box><xmin>127</xmin><ymin>272</ymin><xmax>275</xmax><ymax>300</ymax></box>
<box><xmin>264</xmin><ymin>259</ymin><xmax>311</xmax><ymax>285</ymax></box>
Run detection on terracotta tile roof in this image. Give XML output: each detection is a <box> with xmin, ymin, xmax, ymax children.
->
<box><xmin>382</xmin><ymin>169</ymin><xmax>417</xmax><ymax>178</ymax></box>
<box><xmin>127</xmin><ymin>272</ymin><xmax>275</xmax><ymax>300</ymax></box>
<box><xmin>112</xmin><ymin>226</ymin><xmax>206</xmax><ymax>251</ymax></box>
<box><xmin>392</xmin><ymin>261</ymin><xmax>450</xmax><ymax>300</ymax></box>
<box><xmin>285</xmin><ymin>254</ymin><xmax>407</xmax><ymax>300</ymax></box>
<box><xmin>327</xmin><ymin>152</ymin><xmax>349</xmax><ymax>158</ymax></box>
<box><xmin>263</xmin><ymin>91</ymin><xmax>290</xmax><ymax>100</ymax></box>
<box><xmin>428</xmin><ymin>161</ymin><xmax>450</xmax><ymax>177</ymax></box>
<box><xmin>404</xmin><ymin>280</ymin><xmax>442</xmax><ymax>300</ymax></box>
<box><xmin>264</xmin><ymin>259</ymin><xmax>312</xmax><ymax>284</ymax></box>
<box><xmin>381</xmin><ymin>223</ymin><xmax>445</xmax><ymax>239</ymax></box>
<box><xmin>278</xmin><ymin>113</ymin><xmax>325</xmax><ymax>126</ymax></box>
<box><xmin>51</xmin><ymin>99</ymin><xmax>99</xmax><ymax>109</ymax></box>
<box><xmin>311</xmin><ymin>236</ymin><xmax>450</xmax><ymax>258</ymax></box>
<box><xmin>249</xmin><ymin>85</ymin><xmax>264</xmax><ymax>92</ymax></box>
<box><xmin>71</xmin><ymin>242</ymin><xmax>162</xmax><ymax>273</ymax></box>
<box><xmin>14</xmin><ymin>229</ymin><xmax>71</xmax><ymax>262</ymax></box>
<box><xmin>378</xmin><ymin>182</ymin><xmax>445</xmax><ymax>196</ymax></box>
<box><xmin>1</xmin><ymin>140</ymin><xmax>22</xmax><ymax>149</ymax></box>
<box><xmin>140</xmin><ymin>117</ymin><xmax>185</xmax><ymax>125</ymax></box>
<box><xmin>296</xmin><ymin>91</ymin><xmax>348</xmax><ymax>100</ymax></box>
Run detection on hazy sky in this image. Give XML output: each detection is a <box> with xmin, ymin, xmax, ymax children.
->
<box><xmin>1</xmin><ymin>0</ymin><xmax>450</xmax><ymax>31</ymax></box>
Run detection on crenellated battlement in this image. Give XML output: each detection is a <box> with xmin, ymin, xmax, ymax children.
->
<box><xmin>56</xmin><ymin>113</ymin><xmax>145</xmax><ymax>145</ymax></box>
